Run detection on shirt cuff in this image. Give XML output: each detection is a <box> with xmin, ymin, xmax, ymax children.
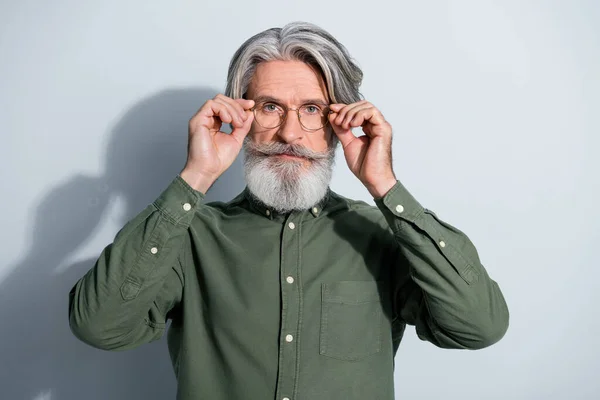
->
<box><xmin>152</xmin><ymin>175</ymin><xmax>205</xmax><ymax>226</ymax></box>
<box><xmin>374</xmin><ymin>180</ymin><xmax>425</xmax><ymax>232</ymax></box>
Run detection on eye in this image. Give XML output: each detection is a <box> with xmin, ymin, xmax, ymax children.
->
<box><xmin>262</xmin><ymin>103</ymin><xmax>282</xmax><ymax>113</ymax></box>
<box><xmin>302</xmin><ymin>105</ymin><xmax>322</xmax><ymax>114</ymax></box>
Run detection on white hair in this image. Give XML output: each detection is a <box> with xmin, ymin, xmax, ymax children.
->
<box><xmin>243</xmin><ymin>139</ymin><xmax>335</xmax><ymax>213</ymax></box>
<box><xmin>225</xmin><ymin>21</ymin><xmax>363</xmax><ymax>104</ymax></box>
<box><xmin>225</xmin><ymin>21</ymin><xmax>363</xmax><ymax>145</ymax></box>
<box><xmin>228</xmin><ymin>22</ymin><xmax>361</xmax><ymax>211</ymax></box>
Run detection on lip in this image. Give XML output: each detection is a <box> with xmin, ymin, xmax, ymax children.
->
<box><xmin>274</xmin><ymin>154</ymin><xmax>306</xmax><ymax>161</ymax></box>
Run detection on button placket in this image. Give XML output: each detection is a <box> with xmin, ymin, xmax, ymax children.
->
<box><xmin>275</xmin><ymin>214</ymin><xmax>301</xmax><ymax>400</ymax></box>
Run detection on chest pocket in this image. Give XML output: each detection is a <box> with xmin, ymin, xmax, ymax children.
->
<box><xmin>319</xmin><ymin>281</ymin><xmax>385</xmax><ymax>361</ymax></box>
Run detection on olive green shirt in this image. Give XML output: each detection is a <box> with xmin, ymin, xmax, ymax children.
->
<box><xmin>68</xmin><ymin>175</ymin><xmax>509</xmax><ymax>400</ymax></box>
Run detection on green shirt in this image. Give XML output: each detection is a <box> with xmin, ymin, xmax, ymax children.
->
<box><xmin>68</xmin><ymin>175</ymin><xmax>509</xmax><ymax>400</ymax></box>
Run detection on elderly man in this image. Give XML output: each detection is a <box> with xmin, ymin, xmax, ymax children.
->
<box><xmin>69</xmin><ymin>22</ymin><xmax>509</xmax><ymax>400</ymax></box>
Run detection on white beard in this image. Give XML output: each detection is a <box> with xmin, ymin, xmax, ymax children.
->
<box><xmin>243</xmin><ymin>139</ymin><xmax>336</xmax><ymax>213</ymax></box>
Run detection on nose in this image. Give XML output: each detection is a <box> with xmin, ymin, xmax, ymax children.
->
<box><xmin>276</xmin><ymin>110</ymin><xmax>303</xmax><ymax>144</ymax></box>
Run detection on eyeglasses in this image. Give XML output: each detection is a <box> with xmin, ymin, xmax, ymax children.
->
<box><xmin>250</xmin><ymin>101</ymin><xmax>330</xmax><ymax>131</ymax></box>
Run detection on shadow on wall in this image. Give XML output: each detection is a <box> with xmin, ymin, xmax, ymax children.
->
<box><xmin>0</xmin><ymin>88</ymin><xmax>246</xmax><ymax>400</ymax></box>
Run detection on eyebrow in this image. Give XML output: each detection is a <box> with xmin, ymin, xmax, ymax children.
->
<box><xmin>252</xmin><ymin>95</ymin><xmax>329</xmax><ymax>106</ymax></box>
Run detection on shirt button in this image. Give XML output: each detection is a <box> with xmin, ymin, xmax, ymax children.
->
<box><xmin>395</xmin><ymin>204</ymin><xmax>404</xmax><ymax>213</ymax></box>
<box><xmin>150</xmin><ymin>247</ymin><xmax>158</xmax><ymax>254</ymax></box>
<box><xmin>182</xmin><ymin>203</ymin><xmax>192</xmax><ymax>211</ymax></box>
<box><xmin>283</xmin><ymin>398</ymin><xmax>290</xmax><ymax>400</ymax></box>
<box><xmin>285</xmin><ymin>334</ymin><xmax>294</xmax><ymax>342</ymax></box>
<box><xmin>288</xmin><ymin>222</ymin><xmax>295</xmax><ymax>230</ymax></box>
<box><xmin>266</xmin><ymin>209</ymin><xmax>271</xmax><ymax>216</ymax></box>
<box><xmin>439</xmin><ymin>240</ymin><xmax>446</xmax><ymax>248</ymax></box>
<box><xmin>312</xmin><ymin>207</ymin><xmax>319</xmax><ymax>213</ymax></box>
<box><xmin>286</xmin><ymin>276</ymin><xmax>294</xmax><ymax>284</ymax></box>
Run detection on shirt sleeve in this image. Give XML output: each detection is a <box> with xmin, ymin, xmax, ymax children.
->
<box><xmin>68</xmin><ymin>175</ymin><xmax>202</xmax><ymax>351</ymax></box>
<box><xmin>374</xmin><ymin>180</ymin><xmax>509</xmax><ymax>349</ymax></box>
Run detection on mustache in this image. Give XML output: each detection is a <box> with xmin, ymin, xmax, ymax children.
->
<box><xmin>244</xmin><ymin>140</ymin><xmax>332</xmax><ymax>161</ymax></box>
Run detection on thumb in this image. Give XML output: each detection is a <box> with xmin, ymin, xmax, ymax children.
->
<box><xmin>329</xmin><ymin>112</ymin><xmax>356</xmax><ymax>148</ymax></box>
<box><xmin>231</xmin><ymin>111</ymin><xmax>254</xmax><ymax>143</ymax></box>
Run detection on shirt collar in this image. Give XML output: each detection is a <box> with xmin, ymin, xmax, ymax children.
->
<box><xmin>243</xmin><ymin>187</ymin><xmax>332</xmax><ymax>219</ymax></box>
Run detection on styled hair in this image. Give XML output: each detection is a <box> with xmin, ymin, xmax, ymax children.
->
<box><xmin>225</xmin><ymin>22</ymin><xmax>363</xmax><ymax>105</ymax></box>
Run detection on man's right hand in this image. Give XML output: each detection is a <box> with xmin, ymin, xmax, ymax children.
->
<box><xmin>180</xmin><ymin>95</ymin><xmax>255</xmax><ymax>193</ymax></box>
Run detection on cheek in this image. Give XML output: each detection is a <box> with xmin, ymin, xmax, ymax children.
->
<box><xmin>307</xmin><ymin>132</ymin><xmax>330</xmax><ymax>152</ymax></box>
<box><xmin>249</xmin><ymin>126</ymin><xmax>278</xmax><ymax>143</ymax></box>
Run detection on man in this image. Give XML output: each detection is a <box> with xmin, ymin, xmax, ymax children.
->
<box><xmin>69</xmin><ymin>22</ymin><xmax>509</xmax><ymax>400</ymax></box>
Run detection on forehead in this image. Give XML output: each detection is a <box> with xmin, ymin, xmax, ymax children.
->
<box><xmin>247</xmin><ymin>60</ymin><xmax>329</xmax><ymax>103</ymax></box>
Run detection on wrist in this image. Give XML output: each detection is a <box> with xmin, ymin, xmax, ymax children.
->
<box><xmin>179</xmin><ymin>167</ymin><xmax>217</xmax><ymax>194</ymax></box>
<box><xmin>366</xmin><ymin>177</ymin><xmax>397</xmax><ymax>199</ymax></box>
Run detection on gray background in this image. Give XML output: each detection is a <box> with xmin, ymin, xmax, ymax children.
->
<box><xmin>1</xmin><ymin>1</ymin><xmax>598</xmax><ymax>399</ymax></box>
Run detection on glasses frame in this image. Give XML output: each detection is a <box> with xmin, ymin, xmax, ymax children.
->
<box><xmin>250</xmin><ymin>101</ymin><xmax>331</xmax><ymax>132</ymax></box>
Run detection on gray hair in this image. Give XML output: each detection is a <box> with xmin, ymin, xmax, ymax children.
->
<box><xmin>225</xmin><ymin>22</ymin><xmax>363</xmax><ymax>105</ymax></box>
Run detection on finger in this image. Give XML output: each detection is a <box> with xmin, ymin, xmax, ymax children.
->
<box><xmin>234</xmin><ymin>98</ymin><xmax>255</xmax><ymax>111</ymax></box>
<box><xmin>329</xmin><ymin>103</ymin><xmax>346</xmax><ymax>112</ymax></box>
<box><xmin>190</xmin><ymin>99</ymin><xmax>234</xmax><ymax>133</ymax></box>
<box><xmin>333</xmin><ymin>100</ymin><xmax>369</xmax><ymax>126</ymax></box>
<box><xmin>353</xmin><ymin>109</ymin><xmax>391</xmax><ymax>140</ymax></box>
<box><xmin>216</xmin><ymin>94</ymin><xmax>246</xmax><ymax>120</ymax></box>
<box><xmin>329</xmin><ymin>104</ymin><xmax>370</xmax><ymax>131</ymax></box>
<box><xmin>214</xmin><ymin>97</ymin><xmax>245</xmax><ymax>128</ymax></box>
<box><xmin>231</xmin><ymin>111</ymin><xmax>254</xmax><ymax>143</ymax></box>
<box><xmin>356</xmin><ymin>108</ymin><xmax>387</xmax><ymax>131</ymax></box>
<box><xmin>216</xmin><ymin>94</ymin><xmax>253</xmax><ymax>123</ymax></box>
<box><xmin>342</xmin><ymin>104</ymin><xmax>375</xmax><ymax>129</ymax></box>
<box><xmin>217</xmin><ymin>96</ymin><xmax>255</xmax><ymax>122</ymax></box>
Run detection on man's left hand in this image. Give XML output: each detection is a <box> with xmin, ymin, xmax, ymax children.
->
<box><xmin>329</xmin><ymin>101</ymin><xmax>397</xmax><ymax>198</ymax></box>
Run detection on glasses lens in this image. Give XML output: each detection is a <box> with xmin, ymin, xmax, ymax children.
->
<box><xmin>299</xmin><ymin>105</ymin><xmax>328</xmax><ymax>130</ymax></box>
<box><xmin>253</xmin><ymin>102</ymin><xmax>329</xmax><ymax>131</ymax></box>
<box><xmin>254</xmin><ymin>102</ymin><xmax>284</xmax><ymax>129</ymax></box>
